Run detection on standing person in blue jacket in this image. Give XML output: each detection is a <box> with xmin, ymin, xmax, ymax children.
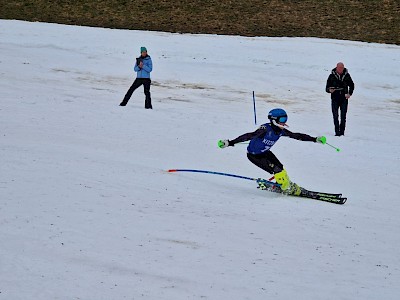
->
<box><xmin>218</xmin><ymin>108</ymin><xmax>326</xmax><ymax>195</ymax></box>
<box><xmin>326</xmin><ymin>62</ymin><xmax>354</xmax><ymax>136</ymax></box>
<box><xmin>120</xmin><ymin>47</ymin><xmax>153</xmax><ymax>109</ymax></box>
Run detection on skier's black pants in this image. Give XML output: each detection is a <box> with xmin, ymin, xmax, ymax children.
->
<box><xmin>122</xmin><ymin>78</ymin><xmax>152</xmax><ymax>108</ymax></box>
<box><xmin>247</xmin><ymin>151</ymin><xmax>284</xmax><ymax>175</ymax></box>
<box><xmin>331</xmin><ymin>97</ymin><xmax>348</xmax><ymax>135</ymax></box>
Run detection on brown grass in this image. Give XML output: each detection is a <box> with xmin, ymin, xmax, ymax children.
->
<box><xmin>1</xmin><ymin>0</ymin><xmax>399</xmax><ymax>44</ymax></box>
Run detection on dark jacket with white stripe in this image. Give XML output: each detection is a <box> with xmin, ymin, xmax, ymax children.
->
<box><xmin>325</xmin><ymin>67</ymin><xmax>354</xmax><ymax>101</ymax></box>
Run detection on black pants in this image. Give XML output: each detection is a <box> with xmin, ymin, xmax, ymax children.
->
<box><xmin>122</xmin><ymin>78</ymin><xmax>152</xmax><ymax>108</ymax></box>
<box><xmin>331</xmin><ymin>97</ymin><xmax>348</xmax><ymax>135</ymax></box>
<box><xmin>247</xmin><ymin>151</ymin><xmax>283</xmax><ymax>175</ymax></box>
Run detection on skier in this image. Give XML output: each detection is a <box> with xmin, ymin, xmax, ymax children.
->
<box><xmin>120</xmin><ymin>47</ymin><xmax>153</xmax><ymax>109</ymax></box>
<box><xmin>218</xmin><ymin>108</ymin><xmax>326</xmax><ymax>195</ymax></box>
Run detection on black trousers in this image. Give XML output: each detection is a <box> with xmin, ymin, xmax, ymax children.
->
<box><xmin>247</xmin><ymin>151</ymin><xmax>284</xmax><ymax>175</ymax></box>
<box><xmin>331</xmin><ymin>97</ymin><xmax>348</xmax><ymax>135</ymax></box>
<box><xmin>122</xmin><ymin>78</ymin><xmax>152</xmax><ymax>108</ymax></box>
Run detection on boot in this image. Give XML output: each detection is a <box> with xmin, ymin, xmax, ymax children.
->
<box><xmin>275</xmin><ymin>169</ymin><xmax>290</xmax><ymax>190</ymax></box>
<box><xmin>275</xmin><ymin>169</ymin><xmax>301</xmax><ymax>196</ymax></box>
<box><xmin>286</xmin><ymin>182</ymin><xmax>302</xmax><ymax>196</ymax></box>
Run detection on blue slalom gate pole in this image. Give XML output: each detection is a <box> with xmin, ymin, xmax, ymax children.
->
<box><xmin>252</xmin><ymin>91</ymin><xmax>257</xmax><ymax>125</ymax></box>
<box><xmin>168</xmin><ymin>169</ymin><xmax>256</xmax><ymax>181</ymax></box>
<box><xmin>168</xmin><ymin>169</ymin><xmax>278</xmax><ymax>185</ymax></box>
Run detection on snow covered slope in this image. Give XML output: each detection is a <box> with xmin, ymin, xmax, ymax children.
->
<box><xmin>1</xmin><ymin>20</ymin><xmax>400</xmax><ymax>300</ymax></box>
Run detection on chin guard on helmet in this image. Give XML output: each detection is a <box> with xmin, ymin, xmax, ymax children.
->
<box><xmin>271</xmin><ymin>119</ymin><xmax>288</xmax><ymax>129</ymax></box>
<box><xmin>268</xmin><ymin>108</ymin><xmax>288</xmax><ymax>129</ymax></box>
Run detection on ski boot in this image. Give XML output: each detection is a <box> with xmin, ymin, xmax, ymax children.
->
<box><xmin>274</xmin><ymin>169</ymin><xmax>301</xmax><ymax>196</ymax></box>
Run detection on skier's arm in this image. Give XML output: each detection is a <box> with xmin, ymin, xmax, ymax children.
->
<box><xmin>134</xmin><ymin>62</ymin><xmax>141</xmax><ymax>72</ymax></box>
<box><xmin>142</xmin><ymin>58</ymin><xmax>153</xmax><ymax>73</ymax></box>
<box><xmin>326</xmin><ymin>74</ymin><xmax>332</xmax><ymax>93</ymax></box>
<box><xmin>229</xmin><ymin>127</ymin><xmax>267</xmax><ymax>146</ymax></box>
<box><xmin>283</xmin><ymin>128</ymin><xmax>317</xmax><ymax>142</ymax></box>
<box><xmin>326</xmin><ymin>74</ymin><xmax>336</xmax><ymax>93</ymax></box>
<box><xmin>346</xmin><ymin>74</ymin><xmax>354</xmax><ymax>95</ymax></box>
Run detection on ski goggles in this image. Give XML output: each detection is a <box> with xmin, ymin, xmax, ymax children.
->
<box><xmin>277</xmin><ymin>116</ymin><xmax>287</xmax><ymax>123</ymax></box>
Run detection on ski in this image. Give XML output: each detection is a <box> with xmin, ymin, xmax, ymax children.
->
<box><xmin>298</xmin><ymin>189</ymin><xmax>347</xmax><ymax>204</ymax></box>
<box><xmin>256</xmin><ymin>179</ymin><xmax>347</xmax><ymax>204</ymax></box>
<box><xmin>168</xmin><ymin>169</ymin><xmax>347</xmax><ymax>205</ymax></box>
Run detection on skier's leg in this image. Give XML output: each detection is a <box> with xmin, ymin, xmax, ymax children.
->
<box><xmin>274</xmin><ymin>169</ymin><xmax>301</xmax><ymax>195</ymax></box>
<box><xmin>247</xmin><ymin>152</ymin><xmax>283</xmax><ymax>174</ymax></box>
<box><xmin>247</xmin><ymin>152</ymin><xmax>287</xmax><ymax>190</ymax></box>
<box><xmin>120</xmin><ymin>79</ymin><xmax>142</xmax><ymax>106</ymax></box>
<box><xmin>274</xmin><ymin>169</ymin><xmax>290</xmax><ymax>190</ymax></box>
<box><xmin>252</xmin><ymin>151</ymin><xmax>302</xmax><ymax>195</ymax></box>
<box><xmin>339</xmin><ymin>98</ymin><xmax>348</xmax><ymax>135</ymax></box>
<box><xmin>143</xmin><ymin>79</ymin><xmax>152</xmax><ymax>109</ymax></box>
<box><xmin>331</xmin><ymin>99</ymin><xmax>340</xmax><ymax>135</ymax></box>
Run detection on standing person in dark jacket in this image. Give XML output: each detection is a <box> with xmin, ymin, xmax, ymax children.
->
<box><xmin>218</xmin><ymin>108</ymin><xmax>326</xmax><ymax>195</ymax></box>
<box><xmin>326</xmin><ymin>62</ymin><xmax>354</xmax><ymax>136</ymax></box>
<box><xmin>120</xmin><ymin>47</ymin><xmax>153</xmax><ymax>109</ymax></box>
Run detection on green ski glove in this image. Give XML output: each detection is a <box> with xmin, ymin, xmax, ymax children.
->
<box><xmin>316</xmin><ymin>136</ymin><xmax>327</xmax><ymax>144</ymax></box>
<box><xmin>218</xmin><ymin>140</ymin><xmax>230</xmax><ymax>148</ymax></box>
<box><xmin>218</xmin><ymin>140</ymin><xmax>235</xmax><ymax>149</ymax></box>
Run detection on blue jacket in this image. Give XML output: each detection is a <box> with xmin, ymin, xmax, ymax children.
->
<box><xmin>134</xmin><ymin>55</ymin><xmax>152</xmax><ymax>78</ymax></box>
<box><xmin>247</xmin><ymin>123</ymin><xmax>284</xmax><ymax>154</ymax></box>
<box><xmin>230</xmin><ymin>123</ymin><xmax>316</xmax><ymax>155</ymax></box>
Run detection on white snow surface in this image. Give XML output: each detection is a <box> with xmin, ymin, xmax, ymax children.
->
<box><xmin>1</xmin><ymin>20</ymin><xmax>400</xmax><ymax>300</ymax></box>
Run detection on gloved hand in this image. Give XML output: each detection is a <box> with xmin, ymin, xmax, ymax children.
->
<box><xmin>218</xmin><ymin>139</ymin><xmax>232</xmax><ymax>148</ymax></box>
<box><xmin>316</xmin><ymin>136</ymin><xmax>327</xmax><ymax>144</ymax></box>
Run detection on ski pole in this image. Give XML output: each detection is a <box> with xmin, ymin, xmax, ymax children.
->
<box><xmin>326</xmin><ymin>142</ymin><xmax>341</xmax><ymax>152</ymax></box>
<box><xmin>168</xmin><ymin>169</ymin><xmax>257</xmax><ymax>181</ymax></box>
<box><xmin>318</xmin><ymin>136</ymin><xmax>341</xmax><ymax>152</ymax></box>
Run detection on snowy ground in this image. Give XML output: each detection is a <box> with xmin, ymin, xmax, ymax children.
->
<box><xmin>1</xmin><ymin>20</ymin><xmax>400</xmax><ymax>300</ymax></box>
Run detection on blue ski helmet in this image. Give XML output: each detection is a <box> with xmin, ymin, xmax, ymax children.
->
<box><xmin>268</xmin><ymin>108</ymin><xmax>288</xmax><ymax>124</ymax></box>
